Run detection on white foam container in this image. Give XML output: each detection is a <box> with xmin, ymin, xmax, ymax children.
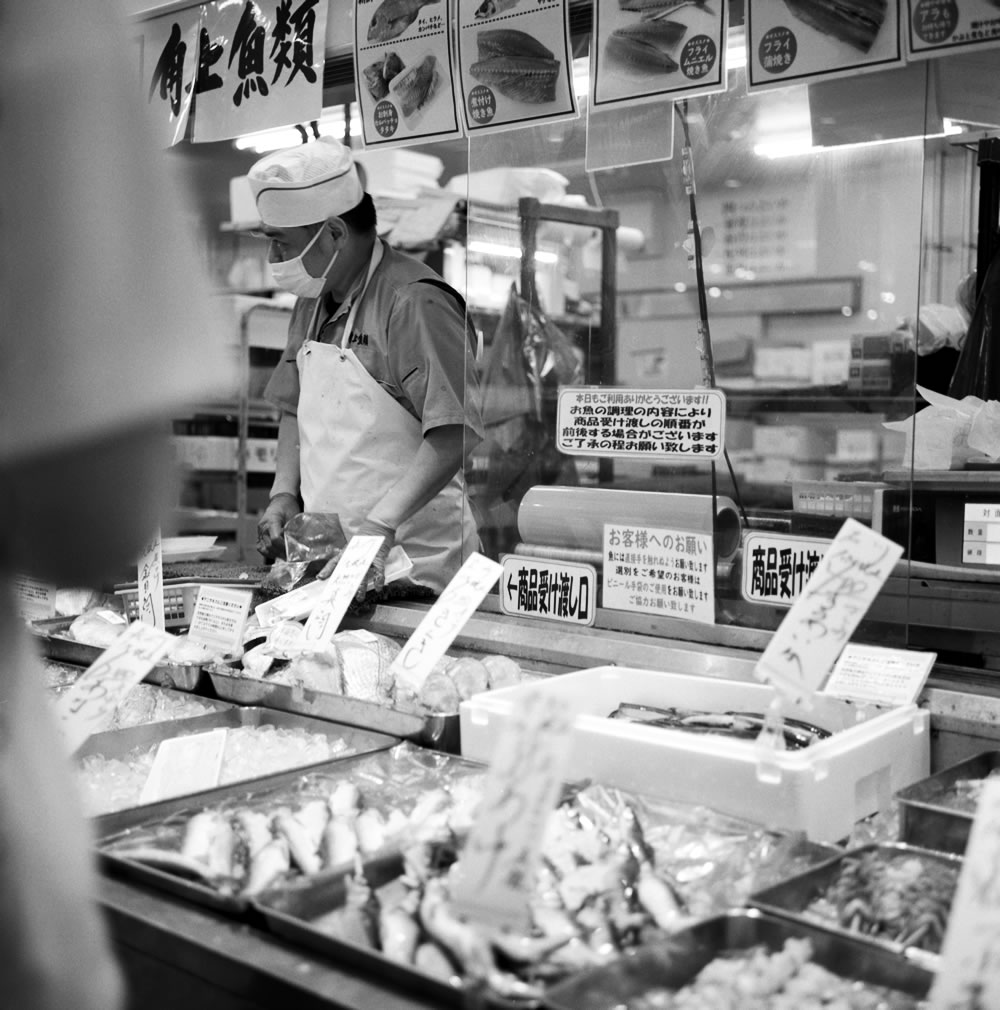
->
<box><xmin>460</xmin><ymin>666</ymin><xmax>930</xmax><ymax>843</ymax></box>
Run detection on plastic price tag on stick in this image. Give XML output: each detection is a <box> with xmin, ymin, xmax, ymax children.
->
<box><xmin>929</xmin><ymin>777</ymin><xmax>1000</xmax><ymax>1007</ymax></box>
<box><xmin>449</xmin><ymin>687</ymin><xmax>578</xmax><ymax>933</ymax></box>
<box><xmin>389</xmin><ymin>552</ymin><xmax>502</xmax><ymax>698</ymax></box>
<box><xmin>302</xmin><ymin>535</ymin><xmax>385</xmax><ymax>647</ymax></box>
<box><xmin>187</xmin><ymin>586</ymin><xmax>253</xmax><ymax>655</ymax></box>
<box><xmin>754</xmin><ymin>519</ymin><xmax>903</xmax><ymax>709</ymax></box>
<box><xmin>137</xmin><ymin>528</ymin><xmax>164</xmax><ymax>628</ymax></box>
<box><xmin>55</xmin><ymin>621</ymin><xmax>173</xmax><ymax>754</ymax></box>
<box><xmin>139</xmin><ymin>728</ymin><xmax>228</xmax><ymax>804</ymax></box>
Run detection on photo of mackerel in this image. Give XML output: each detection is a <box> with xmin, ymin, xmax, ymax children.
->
<box><xmin>781</xmin><ymin>0</ymin><xmax>887</xmax><ymax>53</ymax></box>
<box><xmin>603</xmin><ymin>0</ymin><xmax>713</xmax><ymax>75</ymax></box>
<box><xmin>469</xmin><ymin>28</ymin><xmax>561</xmax><ymax>104</ymax></box>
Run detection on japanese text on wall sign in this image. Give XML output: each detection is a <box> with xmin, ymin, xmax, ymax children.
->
<box><xmin>499</xmin><ymin>557</ymin><xmax>596</xmax><ymax>625</ymax></box>
<box><xmin>556</xmin><ymin>388</ymin><xmax>726</xmax><ymax>460</ymax></box>
<box><xmin>741</xmin><ymin>532</ymin><xmax>829</xmax><ymax>606</ymax></box>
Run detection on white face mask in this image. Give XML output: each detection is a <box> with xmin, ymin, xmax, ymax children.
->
<box><xmin>269</xmin><ymin>223</ymin><xmax>339</xmax><ymax>298</ymax></box>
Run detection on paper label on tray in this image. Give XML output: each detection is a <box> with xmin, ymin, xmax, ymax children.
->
<box><xmin>13</xmin><ymin>573</ymin><xmax>57</xmax><ymax>622</ymax></box>
<box><xmin>187</xmin><ymin>586</ymin><xmax>254</xmax><ymax>654</ymax></box>
<box><xmin>54</xmin><ymin>622</ymin><xmax>174</xmax><ymax>754</ymax></box>
<box><xmin>139</xmin><ymin>728</ymin><xmax>228</xmax><ymax>804</ymax></box>
<box><xmin>449</xmin><ymin>687</ymin><xmax>576</xmax><ymax>932</ymax></box>
<box><xmin>822</xmin><ymin>644</ymin><xmax>935</xmax><ymax>706</ymax></box>
<box><xmin>137</xmin><ymin>528</ymin><xmax>165</xmax><ymax>628</ymax></box>
<box><xmin>389</xmin><ymin>552</ymin><xmax>502</xmax><ymax>696</ymax></box>
<box><xmin>754</xmin><ymin>519</ymin><xmax>902</xmax><ymax>706</ymax></box>
<box><xmin>302</xmin><ymin>535</ymin><xmax>384</xmax><ymax>646</ymax></box>
<box><xmin>929</xmin><ymin>776</ymin><xmax>1000</xmax><ymax>1009</ymax></box>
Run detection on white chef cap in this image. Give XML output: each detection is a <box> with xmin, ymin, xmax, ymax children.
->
<box><xmin>248</xmin><ymin>136</ymin><xmax>365</xmax><ymax>227</ymax></box>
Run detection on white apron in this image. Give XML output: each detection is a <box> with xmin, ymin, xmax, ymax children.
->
<box><xmin>296</xmin><ymin>246</ymin><xmax>478</xmax><ymax>593</ymax></box>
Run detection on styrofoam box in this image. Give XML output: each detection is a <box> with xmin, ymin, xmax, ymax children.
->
<box><xmin>460</xmin><ymin>667</ymin><xmax>930</xmax><ymax>843</ymax></box>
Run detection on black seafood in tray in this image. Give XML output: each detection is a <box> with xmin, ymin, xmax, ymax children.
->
<box><xmin>783</xmin><ymin>0</ymin><xmax>888</xmax><ymax>53</ymax></box>
<box><xmin>469</xmin><ymin>29</ymin><xmax>560</xmax><ymax>104</ymax></box>
<box><xmin>363</xmin><ymin>51</ymin><xmax>405</xmax><ymax>101</ymax></box>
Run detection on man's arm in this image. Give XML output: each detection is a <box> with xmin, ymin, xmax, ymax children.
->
<box><xmin>256</xmin><ymin>411</ymin><xmax>301</xmax><ymax>558</ymax></box>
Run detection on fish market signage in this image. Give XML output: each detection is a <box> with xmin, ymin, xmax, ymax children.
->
<box><xmin>591</xmin><ymin>0</ymin><xmax>729</xmax><ymax>110</ymax></box>
<box><xmin>904</xmin><ymin>0</ymin><xmax>1000</xmax><ymax>59</ymax></box>
<box><xmin>741</xmin><ymin>532</ymin><xmax>829</xmax><ymax>606</ymax></box>
<box><xmin>498</xmin><ymin>555</ymin><xmax>597</xmax><ymax>625</ymax></box>
<box><xmin>455</xmin><ymin>0</ymin><xmax>578</xmax><ymax>134</ymax></box>
<box><xmin>556</xmin><ymin>387</ymin><xmax>725</xmax><ymax>460</ymax></box>
<box><xmin>354</xmin><ymin>0</ymin><xmax>464</xmax><ymax>147</ymax></box>
<box><xmin>745</xmin><ymin>0</ymin><xmax>903</xmax><ymax>93</ymax></box>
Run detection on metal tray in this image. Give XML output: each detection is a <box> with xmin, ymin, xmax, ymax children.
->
<box><xmin>748</xmin><ymin>841</ymin><xmax>963</xmax><ymax>971</ymax></box>
<box><xmin>896</xmin><ymin>750</ymin><xmax>1000</xmax><ymax>855</ymax></box>
<box><xmin>542</xmin><ymin>908</ymin><xmax>933</xmax><ymax>1010</ymax></box>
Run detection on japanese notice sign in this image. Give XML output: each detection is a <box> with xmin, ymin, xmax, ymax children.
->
<box><xmin>928</xmin><ymin>777</ymin><xmax>1000</xmax><ymax>1009</ymax></box>
<box><xmin>137</xmin><ymin>529</ymin><xmax>165</xmax><ymax>630</ymax></box>
<box><xmin>499</xmin><ymin>555</ymin><xmax>596</xmax><ymax>626</ymax></box>
<box><xmin>591</xmin><ymin>0</ymin><xmax>727</xmax><ymax>111</ymax></box>
<box><xmin>139</xmin><ymin>10</ymin><xmax>199</xmax><ymax>146</ymax></box>
<box><xmin>754</xmin><ymin>519</ymin><xmax>903</xmax><ymax>706</ymax></box>
<box><xmin>355</xmin><ymin>0</ymin><xmax>463</xmax><ymax>148</ymax></box>
<box><xmin>140</xmin><ymin>728</ymin><xmax>228</xmax><ymax>804</ymax></box>
<box><xmin>823</xmin><ymin>643</ymin><xmax>935</xmax><ymax>706</ymax></box>
<box><xmin>55</xmin><ymin>622</ymin><xmax>174</xmax><ymax>755</ymax></box>
<box><xmin>905</xmin><ymin>0</ymin><xmax>1000</xmax><ymax>58</ymax></box>
<box><xmin>557</xmin><ymin>388</ymin><xmax>725</xmax><ymax>461</ymax></box>
<box><xmin>13</xmin><ymin>575</ymin><xmax>57</xmax><ymax>624</ymax></box>
<box><xmin>455</xmin><ymin>0</ymin><xmax>577</xmax><ymax>135</ymax></box>
<box><xmin>450</xmin><ymin>687</ymin><xmax>577</xmax><ymax>931</ymax></box>
<box><xmin>302</xmin><ymin>536</ymin><xmax>385</xmax><ymax>646</ymax></box>
<box><xmin>603</xmin><ymin>523</ymin><xmax>715</xmax><ymax>624</ymax></box>
<box><xmin>389</xmin><ymin>552</ymin><xmax>502</xmax><ymax>696</ymax></box>
<box><xmin>187</xmin><ymin>586</ymin><xmax>254</xmax><ymax>655</ymax></box>
<box><xmin>746</xmin><ymin>0</ymin><xmax>903</xmax><ymax>93</ymax></box>
<box><xmin>741</xmin><ymin>532</ymin><xmax>828</xmax><ymax>606</ymax></box>
<box><xmin>964</xmin><ymin>503</ymin><xmax>1000</xmax><ymax>566</ymax></box>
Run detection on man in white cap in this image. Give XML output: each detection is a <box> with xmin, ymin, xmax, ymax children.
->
<box><xmin>251</xmin><ymin>136</ymin><xmax>482</xmax><ymax>596</ymax></box>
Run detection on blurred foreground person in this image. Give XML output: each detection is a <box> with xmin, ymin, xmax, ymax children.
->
<box><xmin>0</xmin><ymin>1</ymin><xmax>230</xmax><ymax>1006</ymax></box>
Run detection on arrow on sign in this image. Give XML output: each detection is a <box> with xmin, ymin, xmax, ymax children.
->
<box><xmin>507</xmin><ymin>575</ymin><xmax>516</xmax><ymax>599</ymax></box>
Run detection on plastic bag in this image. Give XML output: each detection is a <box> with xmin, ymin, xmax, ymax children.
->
<box><xmin>259</xmin><ymin>512</ymin><xmax>348</xmax><ymax>596</ymax></box>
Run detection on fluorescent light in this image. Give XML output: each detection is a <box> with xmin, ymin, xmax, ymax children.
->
<box><xmin>234</xmin><ymin>109</ymin><xmax>362</xmax><ymax>153</ymax></box>
<box><xmin>468</xmin><ymin>239</ymin><xmax>559</xmax><ymax>263</ymax></box>
<box><xmin>755</xmin><ymin>130</ymin><xmax>956</xmax><ymax>159</ymax></box>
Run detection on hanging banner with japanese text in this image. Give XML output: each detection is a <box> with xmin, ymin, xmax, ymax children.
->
<box><xmin>455</xmin><ymin>0</ymin><xmax>577</xmax><ymax>135</ymax></box>
<box><xmin>139</xmin><ymin>10</ymin><xmax>200</xmax><ymax>147</ymax></box>
<box><xmin>905</xmin><ymin>0</ymin><xmax>1000</xmax><ymax>58</ymax></box>
<box><xmin>355</xmin><ymin>0</ymin><xmax>464</xmax><ymax>148</ymax></box>
<box><xmin>591</xmin><ymin>0</ymin><xmax>728</xmax><ymax>111</ymax></box>
<box><xmin>191</xmin><ymin>0</ymin><xmax>328</xmax><ymax>143</ymax></box>
<box><xmin>746</xmin><ymin>0</ymin><xmax>903</xmax><ymax>93</ymax></box>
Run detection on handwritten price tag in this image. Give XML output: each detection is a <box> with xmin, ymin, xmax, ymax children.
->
<box><xmin>822</xmin><ymin>643</ymin><xmax>936</xmax><ymax>707</ymax></box>
<box><xmin>137</xmin><ymin>528</ymin><xmax>165</xmax><ymax>628</ymax></box>
<box><xmin>449</xmin><ymin>687</ymin><xmax>577</xmax><ymax>932</ymax></box>
<box><xmin>302</xmin><ymin>535</ymin><xmax>384</xmax><ymax>646</ymax></box>
<box><xmin>755</xmin><ymin>519</ymin><xmax>902</xmax><ymax>705</ymax></box>
<box><xmin>139</xmin><ymin>728</ymin><xmax>228</xmax><ymax>804</ymax></box>
<box><xmin>389</xmin><ymin>552</ymin><xmax>502</xmax><ymax>696</ymax></box>
<box><xmin>55</xmin><ymin>621</ymin><xmax>174</xmax><ymax>754</ymax></box>
<box><xmin>187</xmin><ymin>586</ymin><xmax>254</xmax><ymax>654</ymax></box>
<box><xmin>929</xmin><ymin>777</ymin><xmax>1000</xmax><ymax>1008</ymax></box>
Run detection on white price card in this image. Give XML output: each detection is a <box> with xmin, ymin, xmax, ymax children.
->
<box><xmin>449</xmin><ymin>687</ymin><xmax>577</xmax><ymax>932</ymax></box>
<box><xmin>13</xmin><ymin>574</ymin><xmax>57</xmax><ymax>623</ymax></box>
<box><xmin>137</xmin><ymin>528</ymin><xmax>165</xmax><ymax>629</ymax></box>
<box><xmin>55</xmin><ymin>622</ymin><xmax>174</xmax><ymax>754</ymax></box>
<box><xmin>823</xmin><ymin>643</ymin><xmax>936</xmax><ymax>707</ymax></box>
<box><xmin>929</xmin><ymin>777</ymin><xmax>1000</xmax><ymax>1009</ymax></box>
<box><xmin>139</xmin><ymin>729</ymin><xmax>228</xmax><ymax>805</ymax></box>
<box><xmin>388</xmin><ymin>552</ymin><xmax>502</xmax><ymax>697</ymax></box>
<box><xmin>187</xmin><ymin>586</ymin><xmax>254</xmax><ymax>655</ymax></box>
<box><xmin>302</xmin><ymin>535</ymin><xmax>385</xmax><ymax>647</ymax></box>
<box><xmin>755</xmin><ymin>519</ymin><xmax>903</xmax><ymax>706</ymax></box>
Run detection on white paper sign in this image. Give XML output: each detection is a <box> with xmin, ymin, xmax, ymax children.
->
<box><xmin>822</xmin><ymin>643</ymin><xmax>936</xmax><ymax>706</ymax></box>
<box><xmin>13</xmin><ymin>574</ymin><xmax>57</xmax><ymax>623</ymax></box>
<box><xmin>55</xmin><ymin>622</ymin><xmax>174</xmax><ymax>754</ymax></box>
<box><xmin>557</xmin><ymin>388</ymin><xmax>725</xmax><ymax>461</ymax></box>
<box><xmin>499</xmin><ymin>555</ymin><xmax>596</xmax><ymax>626</ymax></box>
<box><xmin>137</xmin><ymin>528</ymin><xmax>165</xmax><ymax>629</ymax></box>
<box><xmin>449</xmin><ymin>687</ymin><xmax>577</xmax><ymax>931</ymax></box>
<box><xmin>742</xmin><ymin>531</ymin><xmax>829</xmax><ymax>606</ymax></box>
<box><xmin>187</xmin><ymin>586</ymin><xmax>254</xmax><ymax>654</ymax></box>
<box><xmin>929</xmin><ymin>777</ymin><xmax>1000</xmax><ymax>1009</ymax></box>
<box><xmin>389</xmin><ymin>552</ymin><xmax>501</xmax><ymax>695</ymax></box>
<box><xmin>906</xmin><ymin>0</ymin><xmax>1000</xmax><ymax>58</ymax></box>
<box><xmin>139</xmin><ymin>728</ymin><xmax>228</xmax><ymax>804</ymax></box>
<box><xmin>755</xmin><ymin>519</ymin><xmax>903</xmax><ymax>705</ymax></box>
<box><xmin>138</xmin><ymin>10</ymin><xmax>199</xmax><ymax>147</ymax></box>
<box><xmin>302</xmin><ymin>536</ymin><xmax>385</xmax><ymax>646</ymax></box>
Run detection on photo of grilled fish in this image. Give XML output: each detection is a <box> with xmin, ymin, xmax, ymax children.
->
<box><xmin>367</xmin><ymin>0</ymin><xmax>441</xmax><ymax>43</ymax></box>
<box><xmin>782</xmin><ymin>0</ymin><xmax>887</xmax><ymax>52</ymax></box>
<box><xmin>474</xmin><ymin>0</ymin><xmax>522</xmax><ymax>18</ymax></box>
<box><xmin>469</xmin><ymin>28</ymin><xmax>561</xmax><ymax>104</ymax></box>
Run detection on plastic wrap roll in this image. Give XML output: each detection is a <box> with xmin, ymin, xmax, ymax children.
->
<box><xmin>517</xmin><ymin>487</ymin><xmax>742</xmax><ymax>561</ymax></box>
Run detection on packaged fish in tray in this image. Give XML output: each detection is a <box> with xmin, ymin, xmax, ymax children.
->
<box><xmin>895</xmin><ymin>749</ymin><xmax>1000</xmax><ymax>855</ymax></box>
<box><xmin>749</xmin><ymin>841</ymin><xmax>963</xmax><ymax>971</ymax></box>
<box><xmin>94</xmin><ymin>744</ymin><xmax>487</xmax><ymax>918</ymax></box>
<box><xmin>543</xmin><ymin>908</ymin><xmax>933</xmax><ymax>1010</ymax></box>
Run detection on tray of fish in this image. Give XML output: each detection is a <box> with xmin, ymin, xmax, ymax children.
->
<box><xmin>749</xmin><ymin>841</ymin><xmax>963</xmax><ymax>971</ymax></box>
<box><xmin>895</xmin><ymin>750</ymin><xmax>1000</xmax><ymax>856</ymax></box>
<box><xmin>77</xmin><ymin>706</ymin><xmax>398</xmax><ymax>817</ymax></box>
<box><xmin>94</xmin><ymin>744</ymin><xmax>487</xmax><ymax>918</ymax></box>
<box><xmin>542</xmin><ymin>907</ymin><xmax>933</xmax><ymax>1010</ymax></box>
<box><xmin>249</xmin><ymin>780</ymin><xmax>842</xmax><ymax>1006</ymax></box>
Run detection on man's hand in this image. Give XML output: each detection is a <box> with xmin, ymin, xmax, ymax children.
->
<box><xmin>256</xmin><ymin>492</ymin><xmax>299</xmax><ymax>559</ymax></box>
<box><xmin>316</xmin><ymin>516</ymin><xmax>395</xmax><ymax>601</ymax></box>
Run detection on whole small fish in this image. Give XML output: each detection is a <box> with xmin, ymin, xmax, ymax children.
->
<box><xmin>474</xmin><ymin>0</ymin><xmax>521</xmax><ymax>18</ymax></box>
<box><xmin>367</xmin><ymin>0</ymin><xmax>440</xmax><ymax>42</ymax></box>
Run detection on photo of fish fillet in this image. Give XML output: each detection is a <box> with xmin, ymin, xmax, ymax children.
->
<box><xmin>390</xmin><ymin>53</ymin><xmax>441</xmax><ymax>120</ymax></box>
<box><xmin>367</xmin><ymin>0</ymin><xmax>440</xmax><ymax>43</ymax></box>
<box><xmin>605</xmin><ymin>27</ymin><xmax>681</xmax><ymax>73</ymax></box>
<box><xmin>469</xmin><ymin>28</ymin><xmax>561</xmax><ymax>104</ymax></box>
<box><xmin>781</xmin><ymin>0</ymin><xmax>887</xmax><ymax>52</ymax></box>
<box><xmin>363</xmin><ymin>51</ymin><xmax>405</xmax><ymax>102</ymax></box>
